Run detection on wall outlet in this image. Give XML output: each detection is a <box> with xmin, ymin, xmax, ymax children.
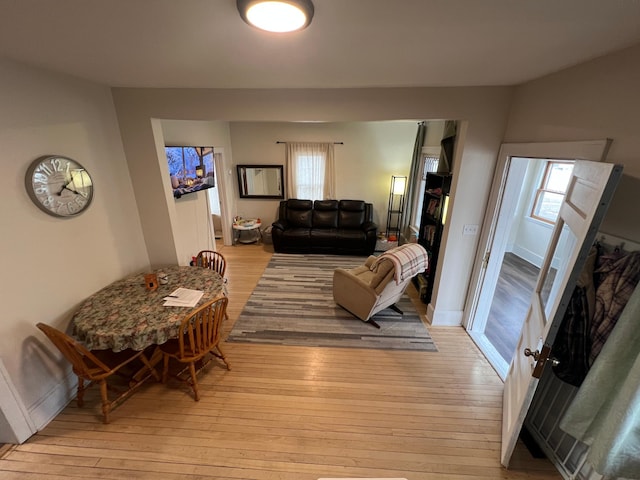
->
<box><xmin>463</xmin><ymin>224</ymin><xmax>479</xmax><ymax>235</ymax></box>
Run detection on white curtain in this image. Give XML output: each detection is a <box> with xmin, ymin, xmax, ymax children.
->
<box><xmin>285</xmin><ymin>142</ymin><xmax>335</xmax><ymax>200</ymax></box>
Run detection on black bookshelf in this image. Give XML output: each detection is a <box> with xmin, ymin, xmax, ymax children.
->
<box><xmin>414</xmin><ymin>173</ymin><xmax>452</xmax><ymax>303</ymax></box>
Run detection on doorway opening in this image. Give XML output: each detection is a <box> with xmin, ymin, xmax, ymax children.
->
<box><xmin>207</xmin><ymin>150</ymin><xmax>230</xmax><ymax>247</ymax></box>
<box><xmin>466</xmin><ymin>156</ymin><xmax>573</xmax><ymax>378</ymax></box>
<box><xmin>463</xmin><ymin>140</ymin><xmax>612</xmax><ymax>381</ymax></box>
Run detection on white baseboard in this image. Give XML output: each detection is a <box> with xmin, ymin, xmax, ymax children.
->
<box><xmin>511</xmin><ymin>245</ymin><xmax>543</xmax><ymax>269</ymax></box>
<box><xmin>0</xmin><ymin>359</ymin><xmax>36</xmax><ymax>444</ymax></box>
<box><xmin>28</xmin><ymin>371</ymin><xmax>76</xmax><ymax>435</ymax></box>
<box><xmin>426</xmin><ymin>304</ymin><xmax>463</xmax><ymax>326</ymax></box>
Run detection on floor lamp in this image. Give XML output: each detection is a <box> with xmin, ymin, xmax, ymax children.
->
<box><xmin>386</xmin><ymin>175</ymin><xmax>406</xmax><ymax>241</ymax></box>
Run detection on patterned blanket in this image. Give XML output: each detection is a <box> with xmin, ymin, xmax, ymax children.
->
<box><xmin>372</xmin><ymin>243</ymin><xmax>429</xmax><ymax>284</ymax></box>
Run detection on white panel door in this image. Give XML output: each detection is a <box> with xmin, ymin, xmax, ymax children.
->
<box><xmin>501</xmin><ymin>160</ymin><xmax>623</xmax><ymax>466</ymax></box>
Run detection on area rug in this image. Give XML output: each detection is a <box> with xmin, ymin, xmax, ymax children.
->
<box><xmin>227</xmin><ymin>253</ymin><xmax>437</xmax><ymax>351</ymax></box>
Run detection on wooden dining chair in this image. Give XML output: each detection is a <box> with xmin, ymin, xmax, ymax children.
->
<box><xmin>159</xmin><ymin>296</ymin><xmax>231</xmax><ymax>401</ymax></box>
<box><xmin>195</xmin><ymin>250</ymin><xmax>227</xmax><ymax>277</ymax></box>
<box><xmin>36</xmin><ymin>322</ymin><xmax>159</xmax><ymax>423</ymax></box>
<box><xmin>195</xmin><ymin>249</ymin><xmax>229</xmax><ymax>319</ymax></box>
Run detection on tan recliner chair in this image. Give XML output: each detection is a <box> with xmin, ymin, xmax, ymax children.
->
<box><xmin>333</xmin><ymin>255</ymin><xmax>413</xmax><ymax>328</ymax></box>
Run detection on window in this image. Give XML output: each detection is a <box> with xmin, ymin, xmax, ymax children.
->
<box><xmin>286</xmin><ymin>142</ymin><xmax>335</xmax><ymax>200</ymax></box>
<box><xmin>411</xmin><ymin>150</ymin><xmax>440</xmax><ymax>227</ymax></box>
<box><xmin>296</xmin><ymin>154</ymin><xmax>325</xmax><ymax>200</ymax></box>
<box><xmin>530</xmin><ymin>160</ymin><xmax>574</xmax><ymax>224</ymax></box>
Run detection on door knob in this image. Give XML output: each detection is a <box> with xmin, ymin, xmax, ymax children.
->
<box><xmin>524</xmin><ymin>347</ymin><xmax>540</xmax><ymax>361</ymax></box>
<box><xmin>524</xmin><ymin>345</ymin><xmax>552</xmax><ymax>378</ymax></box>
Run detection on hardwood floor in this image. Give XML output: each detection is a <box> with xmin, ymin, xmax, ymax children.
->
<box><xmin>0</xmin><ymin>245</ymin><xmax>560</xmax><ymax>479</ymax></box>
<box><xmin>484</xmin><ymin>253</ymin><xmax>540</xmax><ymax>362</ymax></box>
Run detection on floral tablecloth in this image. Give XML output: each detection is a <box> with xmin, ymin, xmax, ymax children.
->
<box><xmin>72</xmin><ymin>266</ymin><xmax>224</xmax><ymax>352</ymax></box>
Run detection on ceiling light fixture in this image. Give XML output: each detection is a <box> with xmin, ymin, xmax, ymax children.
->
<box><xmin>237</xmin><ymin>0</ymin><xmax>314</xmax><ymax>33</ymax></box>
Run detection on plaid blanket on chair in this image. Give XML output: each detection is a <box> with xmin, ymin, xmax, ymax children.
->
<box><xmin>372</xmin><ymin>243</ymin><xmax>429</xmax><ymax>284</ymax></box>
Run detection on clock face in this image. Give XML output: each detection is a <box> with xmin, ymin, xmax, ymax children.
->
<box><xmin>25</xmin><ymin>156</ymin><xmax>94</xmax><ymax>218</ymax></box>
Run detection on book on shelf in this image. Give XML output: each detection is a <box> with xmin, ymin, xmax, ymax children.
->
<box><xmin>426</xmin><ymin>198</ymin><xmax>440</xmax><ymax>216</ymax></box>
<box><xmin>423</xmin><ymin>225</ymin><xmax>436</xmax><ymax>245</ymax></box>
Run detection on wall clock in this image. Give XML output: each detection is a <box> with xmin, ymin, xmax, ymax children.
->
<box><xmin>25</xmin><ymin>155</ymin><xmax>94</xmax><ymax>218</ymax></box>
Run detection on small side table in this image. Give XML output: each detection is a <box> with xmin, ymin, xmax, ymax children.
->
<box><xmin>232</xmin><ymin>221</ymin><xmax>262</xmax><ymax>245</ymax></box>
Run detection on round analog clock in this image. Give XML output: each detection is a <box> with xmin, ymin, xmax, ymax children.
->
<box><xmin>25</xmin><ymin>155</ymin><xmax>94</xmax><ymax>218</ymax></box>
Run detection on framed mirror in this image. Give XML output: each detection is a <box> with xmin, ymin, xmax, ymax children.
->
<box><xmin>237</xmin><ymin>164</ymin><xmax>284</xmax><ymax>199</ymax></box>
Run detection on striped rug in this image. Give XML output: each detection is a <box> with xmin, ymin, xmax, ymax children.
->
<box><xmin>227</xmin><ymin>253</ymin><xmax>437</xmax><ymax>351</ymax></box>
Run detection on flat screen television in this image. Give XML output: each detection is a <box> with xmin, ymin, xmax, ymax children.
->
<box><xmin>165</xmin><ymin>146</ymin><xmax>215</xmax><ymax>198</ymax></box>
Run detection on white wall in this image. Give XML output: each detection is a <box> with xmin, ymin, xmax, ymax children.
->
<box><xmin>0</xmin><ymin>58</ymin><xmax>149</xmax><ymax>439</ymax></box>
<box><xmin>505</xmin><ymin>43</ymin><xmax>640</xmax><ymax>244</ymax></box>
<box><xmin>508</xmin><ymin>160</ymin><xmax>555</xmax><ymax>266</ymax></box>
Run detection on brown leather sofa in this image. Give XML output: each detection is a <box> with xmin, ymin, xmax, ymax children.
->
<box><xmin>271</xmin><ymin>199</ymin><xmax>377</xmax><ymax>255</ymax></box>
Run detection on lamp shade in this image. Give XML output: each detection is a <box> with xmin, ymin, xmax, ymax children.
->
<box><xmin>237</xmin><ymin>0</ymin><xmax>314</xmax><ymax>33</ymax></box>
<box><xmin>392</xmin><ymin>176</ymin><xmax>407</xmax><ymax>195</ymax></box>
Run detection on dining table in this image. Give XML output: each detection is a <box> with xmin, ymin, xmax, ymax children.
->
<box><xmin>72</xmin><ymin>265</ymin><xmax>225</xmax><ymax>352</ymax></box>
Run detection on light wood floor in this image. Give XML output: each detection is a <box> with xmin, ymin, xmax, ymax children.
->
<box><xmin>0</xmin><ymin>245</ymin><xmax>561</xmax><ymax>479</ymax></box>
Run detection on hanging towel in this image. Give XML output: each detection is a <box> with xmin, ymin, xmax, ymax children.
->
<box><xmin>560</xmin><ymin>282</ymin><xmax>640</xmax><ymax>479</ymax></box>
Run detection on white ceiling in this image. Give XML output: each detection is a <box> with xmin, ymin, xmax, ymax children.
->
<box><xmin>1</xmin><ymin>0</ymin><xmax>640</xmax><ymax>89</ymax></box>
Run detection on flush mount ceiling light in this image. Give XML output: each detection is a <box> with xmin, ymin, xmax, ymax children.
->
<box><xmin>237</xmin><ymin>0</ymin><xmax>314</xmax><ymax>33</ymax></box>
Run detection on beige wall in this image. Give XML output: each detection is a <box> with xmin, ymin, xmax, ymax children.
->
<box><xmin>505</xmin><ymin>43</ymin><xmax>640</xmax><ymax>243</ymax></box>
<box><xmin>5</xmin><ymin>39</ymin><xmax>640</xmax><ymax>444</ymax></box>
<box><xmin>0</xmin><ymin>59</ymin><xmax>149</xmax><ymax>438</ymax></box>
<box><xmin>229</xmin><ymin>120</ymin><xmax>421</xmax><ymax>227</ymax></box>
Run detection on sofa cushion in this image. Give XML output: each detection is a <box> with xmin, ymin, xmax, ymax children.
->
<box><xmin>337</xmin><ymin>228</ymin><xmax>366</xmax><ymax>250</ymax></box>
<box><xmin>285</xmin><ymin>199</ymin><xmax>313</xmax><ymax>228</ymax></box>
<box><xmin>313</xmin><ymin>200</ymin><xmax>339</xmax><ymax>228</ymax></box>
<box><xmin>338</xmin><ymin>200</ymin><xmax>366</xmax><ymax>228</ymax></box>
<box><xmin>310</xmin><ymin>228</ymin><xmax>338</xmax><ymax>247</ymax></box>
<box><xmin>281</xmin><ymin>228</ymin><xmax>311</xmax><ymax>247</ymax></box>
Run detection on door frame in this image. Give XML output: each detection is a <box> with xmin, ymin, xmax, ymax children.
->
<box><xmin>462</xmin><ymin>140</ymin><xmax>612</xmax><ymax>379</ymax></box>
<box><xmin>212</xmin><ymin>148</ymin><xmax>233</xmax><ymax>247</ymax></box>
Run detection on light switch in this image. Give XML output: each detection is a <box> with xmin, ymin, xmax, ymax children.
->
<box><xmin>463</xmin><ymin>224</ymin><xmax>479</xmax><ymax>235</ymax></box>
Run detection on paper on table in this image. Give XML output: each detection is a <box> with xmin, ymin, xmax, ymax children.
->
<box><xmin>163</xmin><ymin>287</ymin><xmax>204</xmax><ymax>307</ymax></box>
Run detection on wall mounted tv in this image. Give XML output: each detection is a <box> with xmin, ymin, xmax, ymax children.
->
<box><xmin>165</xmin><ymin>146</ymin><xmax>215</xmax><ymax>199</ymax></box>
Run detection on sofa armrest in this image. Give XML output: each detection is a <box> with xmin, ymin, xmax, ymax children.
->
<box><xmin>362</xmin><ymin>221</ymin><xmax>377</xmax><ymax>233</ymax></box>
<box><xmin>272</xmin><ymin>220</ymin><xmax>289</xmax><ymax>231</ymax></box>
